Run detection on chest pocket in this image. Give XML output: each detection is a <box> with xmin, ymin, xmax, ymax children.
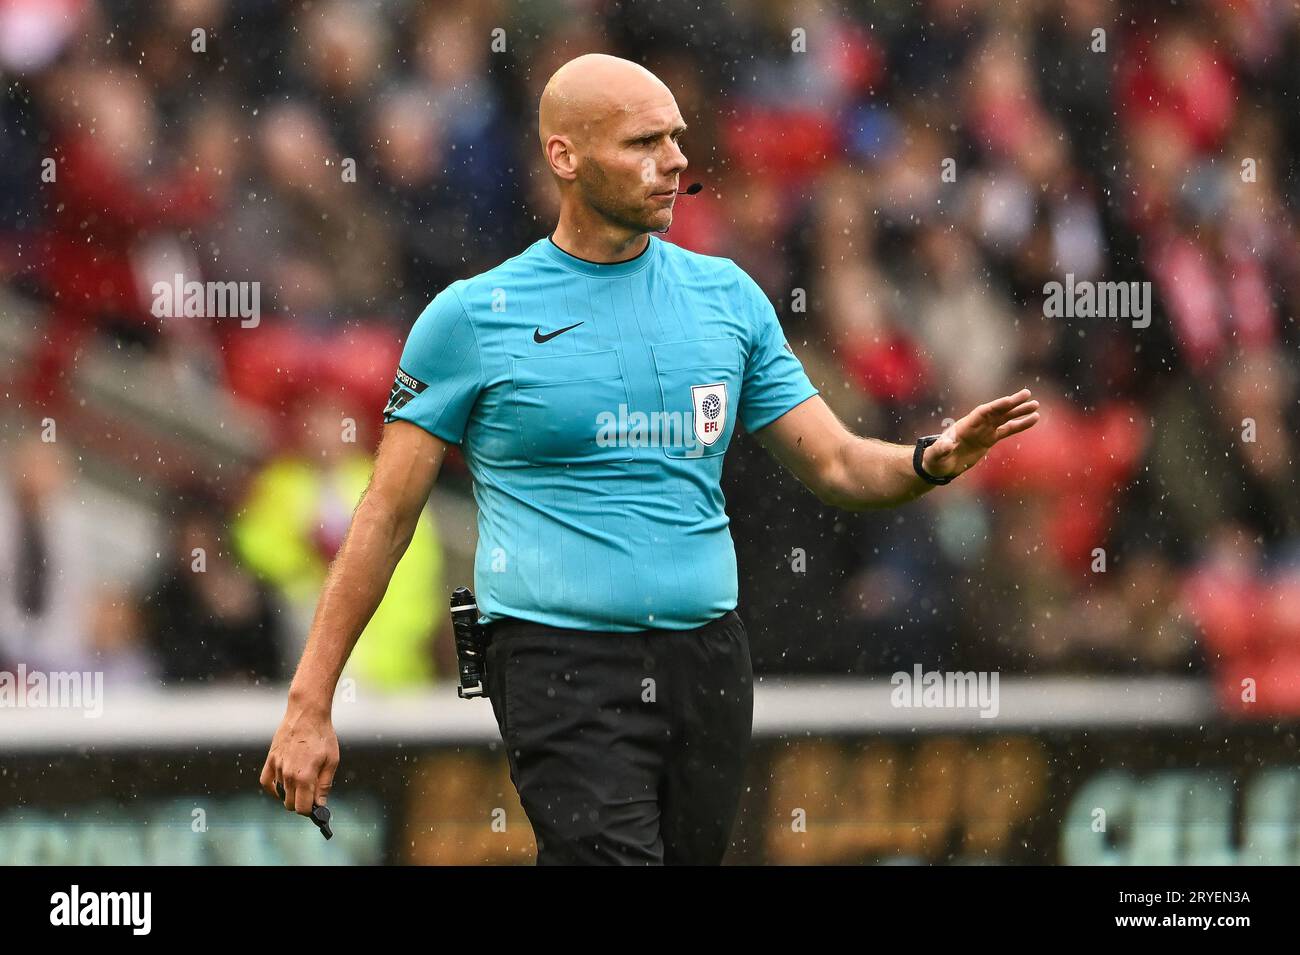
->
<box><xmin>651</xmin><ymin>337</ymin><xmax>742</xmax><ymax>459</ymax></box>
<box><xmin>512</xmin><ymin>349</ymin><xmax>634</xmax><ymax>465</ymax></box>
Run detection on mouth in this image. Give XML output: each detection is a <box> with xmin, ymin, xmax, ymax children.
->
<box><xmin>650</xmin><ymin>188</ymin><xmax>677</xmax><ymax>202</ymax></box>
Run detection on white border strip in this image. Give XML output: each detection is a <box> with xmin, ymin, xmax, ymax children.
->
<box><xmin>0</xmin><ymin>677</ymin><xmax>1216</xmax><ymax>752</ymax></box>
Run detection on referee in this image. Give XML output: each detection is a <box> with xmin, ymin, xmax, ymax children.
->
<box><xmin>261</xmin><ymin>54</ymin><xmax>1041</xmax><ymax>864</ymax></box>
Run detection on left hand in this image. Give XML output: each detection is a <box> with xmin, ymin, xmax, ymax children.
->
<box><xmin>922</xmin><ymin>388</ymin><xmax>1041</xmax><ymax>480</ymax></box>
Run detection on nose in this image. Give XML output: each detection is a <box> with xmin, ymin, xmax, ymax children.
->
<box><xmin>664</xmin><ymin>139</ymin><xmax>688</xmax><ymax>176</ymax></box>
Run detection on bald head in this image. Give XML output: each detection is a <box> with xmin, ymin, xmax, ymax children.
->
<box><xmin>538</xmin><ymin>53</ymin><xmax>689</xmax><ymax>241</ymax></box>
<box><xmin>539</xmin><ymin>53</ymin><xmax>670</xmax><ymax>149</ymax></box>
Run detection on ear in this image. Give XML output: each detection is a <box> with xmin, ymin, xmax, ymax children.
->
<box><xmin>545</xmin><ymin>134</ymin><xmax>579</xmax><ymax>182</ymax></box>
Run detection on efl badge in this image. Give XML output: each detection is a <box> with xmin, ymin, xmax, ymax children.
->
<box><xmin>691</xmin><ymin>382</ymin><xmax>728</xmax><ymax>447</ymax></box>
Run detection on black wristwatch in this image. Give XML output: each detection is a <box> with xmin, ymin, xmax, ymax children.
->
<box><xmin>913</xmin><ymin>434</ymin><xmax>955</xmax><ymax>485</ymax></box>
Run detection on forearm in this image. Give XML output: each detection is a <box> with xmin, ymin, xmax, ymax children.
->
<box><xmin>287</xmin><ymin>492</ymin><xmax>418</xmax><ymax>711</ymax></box>
<box><xmin>759</xmin><ymin>390</ymin><xmax>1038</xmax><ymax>514</ymax></box>
<box><xmin>824</xmin><ymin>435</ymin><xmax>936</xmax><ymax>511</ymax></box>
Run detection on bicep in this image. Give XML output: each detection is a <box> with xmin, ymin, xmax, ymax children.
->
<box><xmin>365</xmin><ymin>420</ymin><xmax>449</xmax><ymax>538</ymax></box>
<box><xmin>752</xmin><ymin>394</ymin><xmax>850</xmax><ymax>495</ymax></box>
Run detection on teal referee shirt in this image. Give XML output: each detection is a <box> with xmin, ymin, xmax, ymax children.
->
<box><xmin>383</xmin><ymin>234</ymin><xmax>819</xmax><ymax>631</ymax></box>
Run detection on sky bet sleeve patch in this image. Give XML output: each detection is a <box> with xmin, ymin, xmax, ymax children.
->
<box><xmin>383</xmin><ymin>367</ymin><xmax>430</xmax><ymax>422</ymax></box>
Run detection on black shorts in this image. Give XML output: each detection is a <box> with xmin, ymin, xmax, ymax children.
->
<box><xmin>483</xmin><ymin>609</ymin><xmax>753</xmax><ymax>865</ymax></box>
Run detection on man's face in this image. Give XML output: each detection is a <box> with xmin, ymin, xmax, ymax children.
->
<box><xmin>574</xmin><ymin>95</ymin><xmax>689</xmax><ymax>235</ymax></box>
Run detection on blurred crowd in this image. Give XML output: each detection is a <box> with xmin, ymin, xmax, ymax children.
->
<box><xmin>0</xmin><ymin>0</ymin><xmax>1298</xmax><ymax>712</ymax></box>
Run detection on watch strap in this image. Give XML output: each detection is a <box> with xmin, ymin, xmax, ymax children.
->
<box><xmin>913</xmin><ymin>435</ymin><xmax>955</xmax><ymax>485</ymax></box>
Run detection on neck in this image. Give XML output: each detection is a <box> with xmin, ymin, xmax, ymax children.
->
<box><xmin>551</xmin><ymin>200</ymin><xmax>650</xmax><ymax>263</ymax></box>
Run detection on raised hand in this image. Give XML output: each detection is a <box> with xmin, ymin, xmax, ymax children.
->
<box><xmin>922</xmin><ymin>388</ymin><xmax>1041</xmax><ymax>480</ymax></box>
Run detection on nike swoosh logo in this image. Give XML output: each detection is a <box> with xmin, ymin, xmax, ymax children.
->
<box><xmin>533</xmin><ymin>321</ymin><xmax>584</xmax><ymax>343</ymax></box>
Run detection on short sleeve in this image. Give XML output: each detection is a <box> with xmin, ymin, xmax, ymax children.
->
<box><xmin>735</xmin><ymin>268</ymin><xmax>819</xmax><ymax>433</ymax></box>
<box><xmin>383</xmin><ymin>284</ymin><xmax>483</xmax><ymax>444</ymax></box>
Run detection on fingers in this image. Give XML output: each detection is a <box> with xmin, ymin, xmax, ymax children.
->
<box><xmin>266</xmin><ymin>748</ymin><xmax>301</xmax><ymax>810</ymax></box>
<box><xmin>316</xmin><ymin>757</ymin><xmax>338</xmax><ymax>807</ymax></box>
<box><xmin>259</xmin><ymin>756</ymin><xmax>280</xmax><ymax>800</ymax></box>
<box><xmin>929</xmin><ymin>432</ymin><xmax>958</xmax><ymax>455</ymax></box>
<box><xmin>982</xmin><ymin>388</ymin><xmax>1034</xmax><ymax>419</ymax></box>
<box><xmin>272</xmin><ymin>760</ymin><xmax>330</xmax><ymax>815</ymax></box>
<box><xmin>280</xmin><ymin>769</ymin><xmax>317</xmax><ymax>815</ymax></box>
<box><xmin>1004</xmin><ymin>400</ymin><xmax>1039</xmax><ymax>420</ymax></box>
<box><xmin>967</xmin><ymin>396</ymin><xmax>1038</xmax><ymax>438</ymax></box>
<box><xmin>263</xmin><ymin>719</ymin><xmax>337</xmax><ymax>817</ymax></box>
<box><xmin>957</xmin><ymin>395</ymin><xmax>1036</xmax><ymax>444</ymax></box>
<box><xmin>292</xmin><ymin>774</ymin><xmax>317</xmax><ymax>816</ymax></box>
<box><xmin>994</xmin><ymin>411</ymin><xmax>1041</xmax><ymax>441</ymax></box>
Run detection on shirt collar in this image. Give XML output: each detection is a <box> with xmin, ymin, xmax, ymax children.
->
<box><xmin>540</xmin><ymin>233</ymin><xmax>658</xmax><ymax>277</ymax></box>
